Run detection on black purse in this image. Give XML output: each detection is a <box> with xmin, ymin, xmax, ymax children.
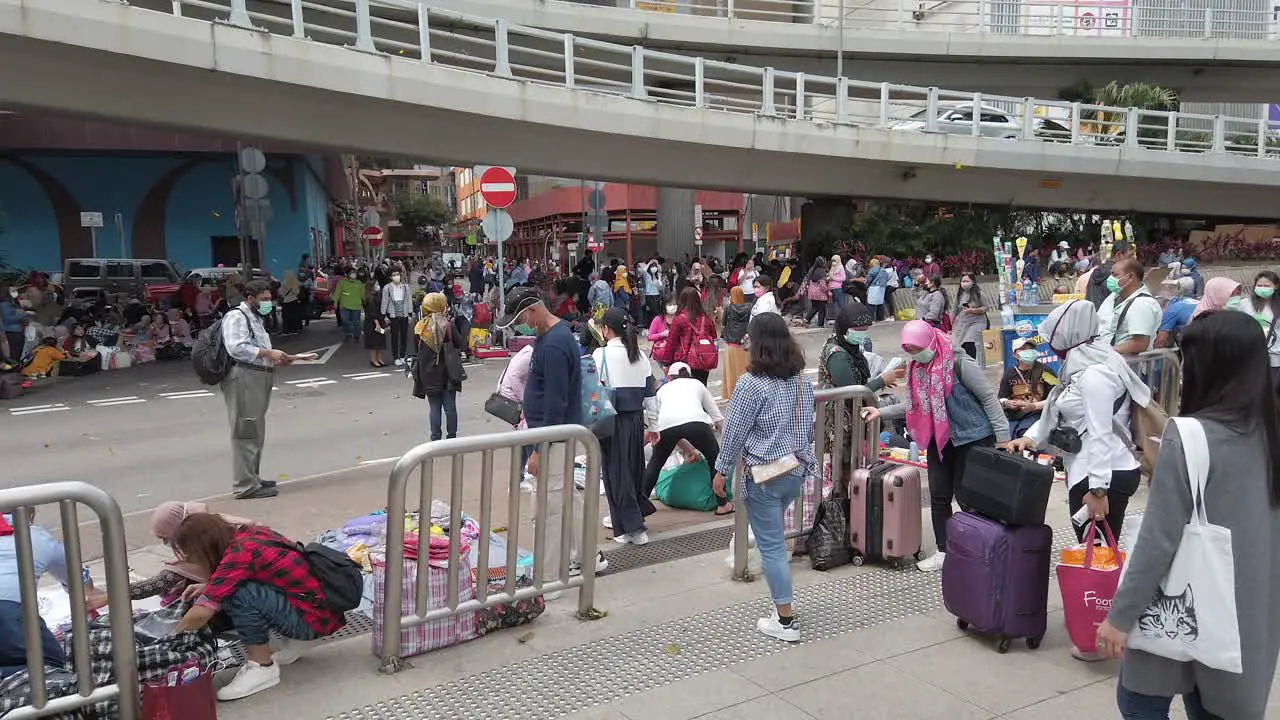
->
<box><xmin>485</xmin><ymin>364</ymin><xmax>523</xmax><ymax>426</ymax></box>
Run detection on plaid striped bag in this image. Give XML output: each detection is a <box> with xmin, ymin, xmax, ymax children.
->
<box><xmin>371</xmin><ymin>554</ymin><xmax>477</xmax><ymax>659</ymax></box>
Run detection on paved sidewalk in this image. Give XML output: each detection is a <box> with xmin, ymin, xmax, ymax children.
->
<box><xmin>144</xmin><ymin>475</ymin><xmax>1280</xmax><ymax>720</ymax></box>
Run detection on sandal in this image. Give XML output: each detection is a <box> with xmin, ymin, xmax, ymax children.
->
<box><xmin>714</xmin><ymin>501</ymin><xmax>735</xmax><ymax>516</ymax></box>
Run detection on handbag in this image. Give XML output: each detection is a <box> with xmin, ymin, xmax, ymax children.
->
<box><xmin>749</xmin><ymin>378</ymin><xmax>803</xmax><ymax>484</ymax></box>
<box><xmin>1125</xmin><ymin>417</ymin><xmax>1242</xmax><ymax>673</ymax></box>
<box><xmin>485</xmin><ymin>363</ymin><xmax>523</xmax><ymax>426</ymax></box>
<box><xmin>1057</xmin><ymin>520</ymin><xmax>1125</xmax><ymax>653</ymax></box>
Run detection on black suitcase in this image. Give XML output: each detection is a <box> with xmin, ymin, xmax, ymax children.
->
<box><xmin>956</xmin><ymin>446</ymin><xmax>1053</xmax><ymax>526</ymax></box>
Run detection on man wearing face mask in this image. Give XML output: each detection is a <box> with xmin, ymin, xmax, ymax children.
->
<box><xmin>1097</xmin><ymin>259</ymin><xmax>1161</xmax><ymax>357</ymax></box>
<box><xmin>998</xmin><ymin>339</ymin><xmax>1057</xmax><ymax>439</ymax></box>
<box><xmin>220</xmin><ymin>280</ymin><xmax>296</xmax><ymax>499</ymax></box>
<box><xmin>381</xmin><ymin>266</ymin><xmax>414</xmax><ymax>366</ymax></box>
<box><xmin>332</xmin><ymin>268</ymin><xmax>365</xmax><ymax>342</ymax></box>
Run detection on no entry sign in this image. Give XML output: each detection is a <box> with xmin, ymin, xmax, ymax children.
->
<box><xmin>362</xmin><ymin>226</ymin><xmax>384</xmax><ymax>247</ymax></box>
<box><xmin>479</xmin><ymin>166</ymin><xmax>517</xmax><ymax>209</ymax></box>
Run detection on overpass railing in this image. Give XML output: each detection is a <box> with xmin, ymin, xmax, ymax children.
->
<box><xmin>0</xmin><ymin>483</ymin><xmax>138</xmax><ymax>720</ymax></box>
<box><xmin>380</xmin><ymin>425</ymin><xmax>603</xmax><ymax>673</ymax></box>
<box><xmin>731</xmin><ymin>385</ymin><xmax>880</xmax><ymax>580</ymax></box>
<box><xmin>150</xmin><ymin>0</ymin><xmax>1280</xmax><ymax>160</ymax></box>
<box><xmin>563</xmin><ymin>0</ymin><xmax>1275</xmax><ymax>41</ymax></box>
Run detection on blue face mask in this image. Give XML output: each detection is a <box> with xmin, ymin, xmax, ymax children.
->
<box><xmin>256</xmin><ymin>300</ymin><xmax>274</xmax><ymax>316</ymax></box>
<box><xmin>844</xmin><ymin>330</ymin><xmax>868</xmax><ymax>346</ymax></box>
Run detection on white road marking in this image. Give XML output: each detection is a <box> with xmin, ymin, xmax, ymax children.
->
<box><xmin>10</xmin><ymin>404</ymin><xmax>69</xmax><ymax>416</ymax></box>
<box><xmin>285</xmin><ymin>377</ymin><xmax>329</xmax><ymax>385</ymax></box>
<box><xmin>159</xmin><ymin>390</ymin><xmax>215</xmax><ymax>399</ymax></box>
<box><xmin>87</xmin><ymin>396</ymin><xmax>139</xmax><ymax>404</ymax></box>
<box><xmin>350</xmin><ymin>373</ymin><xmax>389</xmax><ymax>380</ymax></box>
<box><xmin>88</xmin><ymin>398</ymin><xmax>147</xmax><ymax>407</ymax></box>
<box><xmin>358</xmin><ymin>457</ymin><xmax>400</xmax><ymax>466</ymax></box>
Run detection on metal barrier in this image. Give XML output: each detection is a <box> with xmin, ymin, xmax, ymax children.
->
<box><xmin>139</xmin><ymin>0</ymin><xmax>1280</xmax><ymax>161</ymax></box>
<box><xmin>1</xmin><ymin>483</ymin><xmax>138</xmax><ymax>720</ymax></box>
<box><xmin>1128</xmin><ymin>348</ymin><xmax>1182</xmax><ymax>417</ymax></box>
<box><xmin>380</xmin><ymin>425</ymin><xmax>603</xmax><ymax>673</ymax></box>
<box><xmin>732</xmin><ymin>385</ymin><xmax>880</xmax><ymax>580</ymax></box>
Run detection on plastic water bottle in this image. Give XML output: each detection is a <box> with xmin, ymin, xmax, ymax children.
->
<box><xmin>908</xmin><ymin>441</ymin><xmax>920</xmax><ymax>463</ymax></box>
<box><xmin>1026</xmin><ymin>281</ymin><xmax>1040</xmax><ymax>306</ymax></box>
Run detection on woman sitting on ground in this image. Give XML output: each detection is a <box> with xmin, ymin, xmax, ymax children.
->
<box><xmin>21</xmin><ymin>337</ymin><xmax>65</xmax><ymax>378</ymax></box>
<box><xmin>173</xmin><ymin>513</ymin><xmax>345</xmax><ymax>701</ymax></box>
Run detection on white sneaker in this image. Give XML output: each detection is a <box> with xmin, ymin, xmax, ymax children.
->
<box><xmin>216</xmin><ymin>660</ymin><xmax>280</xmax><ymax>701</ymax></box>
<box><xmin>613</xmin><ymin>530</ymin><xmax>649</xmax><ymax>546</ymax></box>
<box><xmin>520</xmin><ymin>473</ymin><xmax>536</xmax><ymax>493</ymax></box>
<box><xmin>757</xmin><ymin>615</ymin><xmax>801</xmax><ymax>643</ymax></box>
<box><xmin>394</xmin><ymin>358</ymin><xmax>405</xmax><ymax>366</ymax></box>
<box><xmin>602</xmin><ymin>515</ymin><xmax>613</xmax><ymax>530</ymax></box>
<box><xmin>569</xmin><ymin>550</ymin><xmax>609</xmax><ymax>576</ymax></box>
<box><xmin>271</xmin><ymin>637</ymin><xmax>318</xmax><ymax>666</ymax></box>
<box><xmin>916</xmin><ymin>551</ymin><xmax>946</xmax><ymax>572</ymax></box>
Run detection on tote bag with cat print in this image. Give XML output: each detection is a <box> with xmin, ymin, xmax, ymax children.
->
<box><xmin>1126</xmin><ymin>417</ymin><xmax>1242</xmax><ymax>674</ymax></box>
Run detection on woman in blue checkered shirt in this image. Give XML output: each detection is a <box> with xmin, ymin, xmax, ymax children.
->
<box><xmin>713</xmin><ymin>313</ymin><xmax>816</xmax><ymax>643</ymax></box>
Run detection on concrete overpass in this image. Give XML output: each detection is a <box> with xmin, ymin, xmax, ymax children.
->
<box><xmin>1</xmin><ymin>0</ymin><xmax>1278</xmax><ymax>217</ymax></box>
<box><xmin>189</xmin><ymin>0</ymin><xmax>1280</xmax><ymax>101</ymax></box>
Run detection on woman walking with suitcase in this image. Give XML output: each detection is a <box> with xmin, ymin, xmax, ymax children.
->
<box><xmin>866</xmin><ymin>320</ymin><xmax>1009</xmax><ymax>572</ymax></box>
<box><xmin>713</xmin><ymin>313</ymin><xmax>816</xmax><ymax>643</ymax></box>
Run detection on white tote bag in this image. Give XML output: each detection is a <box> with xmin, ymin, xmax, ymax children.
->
<box><xmin>1126</xmin><ymin>417</ymin><xmax>1243</xmax><ymax>673</ymax></box>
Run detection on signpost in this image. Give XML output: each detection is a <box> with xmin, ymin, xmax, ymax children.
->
<box><xmin>478</xmin><ymin>166</ymin><xmax>517</xmax><ymax>209</ymax></box>
<box><xmin>81</xmin><ymin>212</ymin><xmax>103</xmax><ymax>257</ymax></box>
<box><xmin>693</xmin><ymin>227</ymin><xmax>704</xmax><ymax>247</ymax></box>
<box><xmin>481</xmin><ymin>208</ymin><xmax>515</xmax><ymax>309</ymax></box>
<box><xmin>694</xmin><ymin>203</ymin><xmax>704</xmax><ymax>231</ymax></box>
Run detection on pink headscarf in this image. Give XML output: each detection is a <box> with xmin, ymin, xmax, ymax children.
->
<box><xmin>1191</xmin><ymin>277</ymin><xmax>1241</xmax><ymax>319</ymax></box>
<box><xmin>901</xmin><ymin>320</ymin><xmax>956</xmax><ymax>454</ymax></box>
<box><xmin>151</xmin><ymin>501</ymin><xmax>256</xmax><ymax>582</ymax></box>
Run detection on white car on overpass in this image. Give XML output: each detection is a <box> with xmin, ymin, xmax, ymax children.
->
<box><xmin>891</xmin><ymin>102</ymin><xmax>1024</xmax><ymax>139</ymax></box>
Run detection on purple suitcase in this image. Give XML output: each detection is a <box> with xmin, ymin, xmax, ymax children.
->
<box><xmin>941</xmin><ymin>511</ymin><xmax>1051</xmax><ymax>653</ymax></box>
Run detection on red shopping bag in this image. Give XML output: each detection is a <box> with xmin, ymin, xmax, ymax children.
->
<box><xmin>1056</xmin><ymin>520</ymin><xmax>1124</xmax><ymax>654</ymax></box>
<box><xmin>141</xmin><ymin>672</ymin><xmax>217</xmax><ymax>720</ymax></box>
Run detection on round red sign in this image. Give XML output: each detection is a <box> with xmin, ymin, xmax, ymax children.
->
<box><xmin>479</xmin><ymin>167</ymin><xmax>517</xmax><ymax>209</ymax></box>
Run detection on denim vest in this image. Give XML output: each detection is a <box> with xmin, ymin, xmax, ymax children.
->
<box><xmin>945</xmin><ymin>365</ymin><xmax>994</xmax><ymax>446</ymax></box>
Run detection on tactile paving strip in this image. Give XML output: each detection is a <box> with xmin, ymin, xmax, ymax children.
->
<box><xmin>327</xmin><ymin>517</ymin><xmax>1132</xmax><ymax>720</ymax></box>
<box><xmin>602</xmin><ymin>524</ymin><xmax>734</xmax><ymax>573</ymax></box>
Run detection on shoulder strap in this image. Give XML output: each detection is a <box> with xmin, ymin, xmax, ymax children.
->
<box><xmin>1110</xmin><ymin>291</ymin><xmax>1150</xmax><ymax>347</ymax></box>
<box><xmin>1169</xmin><ymin>417</ymin><xmax>1210</xmax><ymax>523</ymax></box>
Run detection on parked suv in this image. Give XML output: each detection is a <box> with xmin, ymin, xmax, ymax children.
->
<box><xmin>62</xmin><ymin>258</ymin><xmax>182</xmax><ymax>303</ymax></box>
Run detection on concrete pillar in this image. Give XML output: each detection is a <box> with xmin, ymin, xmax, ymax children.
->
<box><xmin>656</xmin><ymin>187</ymin><xmax>695</xmax><ymax>262</ymax></box>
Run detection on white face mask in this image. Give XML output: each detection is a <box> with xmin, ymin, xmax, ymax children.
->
<box><xmin>665</xmin><ymin>305</ymin><xmax>677</xmax><ymax>315</ymax></box>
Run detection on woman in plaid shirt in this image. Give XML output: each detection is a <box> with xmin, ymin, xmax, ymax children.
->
<box><xmin>172</xmin><ymin>514</ymin><xmax>344</xmax><ymax>701</ymax></box>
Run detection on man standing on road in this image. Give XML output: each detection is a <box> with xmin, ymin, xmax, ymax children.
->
<box><xmin>221</xmin><ymin>280</ymin><xmax>293</xmax><ymax>500</ymax></box>
<box><xmin>501</xmin><ymin>287</ymin><xmax>608</xmax><ymax>582</ymax></box>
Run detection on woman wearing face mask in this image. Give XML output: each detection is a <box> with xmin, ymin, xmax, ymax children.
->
<box><xmin>750</xmin><ymin>275</ymin><xmax>780</xmax><ymax>319</ymax></box>
<box><xmin>737</xmin><ymin>258</ymin><xmax>759</xmax><ymax>295</ymax></box>
<box><xmin>669</xmin><ymin>287</ymin><xmax>717</xmax><ymax>385</ymax></box>
<box><xmin>1242</xmin><ymin>270</ymin><xmax>1280</xmax><ymax>390</ymax></box>
<box><xmin>643</xmin><ymin>261</ymin><xmax>664</xmax><ymax>326</ymax></box>
<box><xmin>593</xmin><ymin>308</ymin><xmax>657</xmax><ymax>544</ymax></box>
<box><xmin>362</xmin><ymin>281</ymin><xmax>387</xmax><ymax>368</ymax></box>
<box><xmin>998</xmin><ymin>339</ymin><xmax>1056</xmax><ymax>439</ymax></box>
<box><xmin>803</xmin><ymin>257</ymin><xmax>831</xmax><ymax>327</ymax></box>
<box><xmin>1008</xmin><ymin>301</ymin><xmax>1152</xmax><ymax>660</ymax></box>
<box><xmin>865</xmin><ymin>258</ymin><xmax>889</xmax><ymax>322</ymax></box>
<box><xmin>819</xmin><ymin>302</ymin><xmax>905</xmax><ymax>463</ymax></box>
<box><xmin>648</xmin><ymin>298</ymin><xmax>678</xmax><ymax>369</ymax></box>
<box><xmin>381</xmin><ymin>266</ymin><xmax>415</xmax><ymax>366</ymax></box>
<box><xmin>866</xmin><ymin>320</ymin><xmax>1010</xmax><ymax>573</ymax></box>
<box><xmin>1191</xmin><ymin>276</ymin><xmax>1244</xmax><ymax>319</ymax></box>
<box><xmin>412</xmin><ymin>293</ymin><xmax>466</xmax><ymax>441</ymax></box>
<box><xmin>721</xmin><ymin>287</ymin><xmax>752</xmax><ymax>401</ymax></box>
<box><xmin>332</xmin><ymin>268</ymin><xmax>365</xmax><ymax>342</ymax></box>
<box><xmin>952</xmin><ymin>273</ymin><xmax>988</xmax><ymax>359</ymax></box>
<box><xmin>916</xmin><ymin>275</ymin><xmax>950</xmax><ymax>329</ymax></box>
<box><xmin>827</xmin><ymin>255</ymin><xmax>847</xmax><ymax>317</ymax></box>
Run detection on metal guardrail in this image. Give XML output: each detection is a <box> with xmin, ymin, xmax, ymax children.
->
<box><xmin>1127</xmin><ymin>347</ymin><xmax>1181</xmax><ymax>416</ymax></box>
<box><xmin>591</xmin><ymin>0</ymin><xmax>1276</xmax><ymax>41</ymax></box>
<box><xmin>1</xmin><ymin>483</ymin><xmax>138</xmax><ymax>720</ymax></box>
<box><xmin>138</xmin><ymin>0</ymin><xmax>1280</xmax><ymax>160</ymax></box>
<box><xmin>731</xmin><ymin>385</ymin><xmax>880</xmax><ymax>580</ymax></box>
<box><xmin>380</xmin><ymin>425</ymin><xmax>603</xmax><ymax>673</ymax></box>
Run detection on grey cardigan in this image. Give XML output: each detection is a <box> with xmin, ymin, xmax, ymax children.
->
<box><xmin>381</xmin><ymin>282</ymin><xmax>414</xmax><ymax>318</ymax></box>
<box><xmin>878</xmin><ymin>353</ymin><xmax>1010</xmax><ymax>443</ymax></box>
<box><xmin>916</xmin><ymin>289</ymin><xmax>947</xmax><ymax>323</ymax></box>
<box><xmin>1109</xmin><ymin>419</ymin><xmax>1280</xmax><ymax>719</ymax></box>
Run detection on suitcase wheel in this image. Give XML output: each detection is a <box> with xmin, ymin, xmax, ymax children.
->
<box><xmin>913</xmin><ymin>551</ymin><xmax>924</xmax><ymax>561</ymax></box>
<box><xmin>851</xmin><ymin>555</ymin><xmax>865</xmax><ymax>567</ymax></box>
<box><xmin>1027</xmin><ymin>636</ymin><xmax>1043</xmax><ymax>650</ymax></box>
<box><xmin>956</xmin><ymin>619</ymin><xmax>969</xmax><ymax>631</ymax></box>
<box><xmin>997</xmin><ymin>637</ymin><xmax>1012</xmax><ymax>654</ymax></box>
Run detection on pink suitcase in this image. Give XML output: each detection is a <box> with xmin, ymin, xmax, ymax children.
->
<box><xmin>506</xmin><ymin>335</ymin><xmax>536</xmax><ymax>352</ymax></box>
<box><xmin>849</xmin><ymin>461</ymin><xmax>923</xmax><ymax>566</ymax></box>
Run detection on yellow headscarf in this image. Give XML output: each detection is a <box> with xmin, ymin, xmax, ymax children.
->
<box><xmin>414</xmin><ymin>292</ymin><xmax>450</xmax><ymax>352</ymax></box>
<box><xmin>613</xmin><ymin>267</ymin><xmax>631</xmax><ymax>294</ymax></box>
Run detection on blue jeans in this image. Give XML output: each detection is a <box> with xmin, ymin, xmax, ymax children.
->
<box><xmin>339</xmin><ymin>307</ymin><xmax>362</xmax><ymax>340</ymax></box>
<box><xmin>743</xmin><ymin>468</ymin><xmax>805</xmax><ymax>605</ymax></box>
<box><xmin>428</xmin><ymin>390</ymin><xmax>458</xmax><ymax>441</ymax></box>
<box><xmin>224</xmin><ymin>582</ymin><xmax>321</xmax><ymax>646</ymax></box>
<box><xmin>0</xmin><ymin>599</ymin><xmax>64</xmax><ymax>678</ymax></box>
<box><xmin>1116</xmin><ymin>676</ymin><xmax>1220</xmax><ymax>719</ymax></box>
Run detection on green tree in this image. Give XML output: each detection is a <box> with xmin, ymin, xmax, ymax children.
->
<box><xmin>391</xmin><ymin>192</ymin><xmax>453</xmax><ymax>244</ymax></box>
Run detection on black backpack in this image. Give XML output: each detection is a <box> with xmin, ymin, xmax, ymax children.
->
<box><xmin>1085</xmin><ymin>262</ymin><xmax>1113</xmax><ymax>309</ymax></box>
<box><xmin>191</xmin><ymin>309</ymin><xmax>247</xmax><ymax>385</ymax></box>
<box><xmin>270</xmin><ymin>540</ymin><xmax>364</xmax><ymax>615</ymax></box>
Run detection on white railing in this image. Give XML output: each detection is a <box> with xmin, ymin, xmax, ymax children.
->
<box><xmin>562</xmin><ymin>0</ymin><xmax>1277</xmax><ymax>40</ymax></box>
<box><xmin>142</xmin><ymin>0</ymin><xmax>1280</xmax><ymax>160</ymax></box>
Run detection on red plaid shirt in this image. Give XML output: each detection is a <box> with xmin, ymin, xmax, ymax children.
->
<box><xmin>196</xmin><ymin>526</ymin><xmax>345</xmax><ymax>636</ymax></box>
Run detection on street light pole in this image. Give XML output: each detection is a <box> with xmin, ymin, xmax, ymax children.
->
<box><xmin>836</xmin><ymin>0</ymin><xmax>845</xmax><ymax>79</ymax></box>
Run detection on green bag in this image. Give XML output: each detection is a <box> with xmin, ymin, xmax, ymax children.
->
<box><xmin>654</xmin><ymin>458</ymin><xmax>731</xmax><ymax>512</ymax></box>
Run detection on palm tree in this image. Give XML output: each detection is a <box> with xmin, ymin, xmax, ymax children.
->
<box><xmin>1054</xmin><ymin>80</ymin><xmax>1183</xmax><ymax>147</ymax></box>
